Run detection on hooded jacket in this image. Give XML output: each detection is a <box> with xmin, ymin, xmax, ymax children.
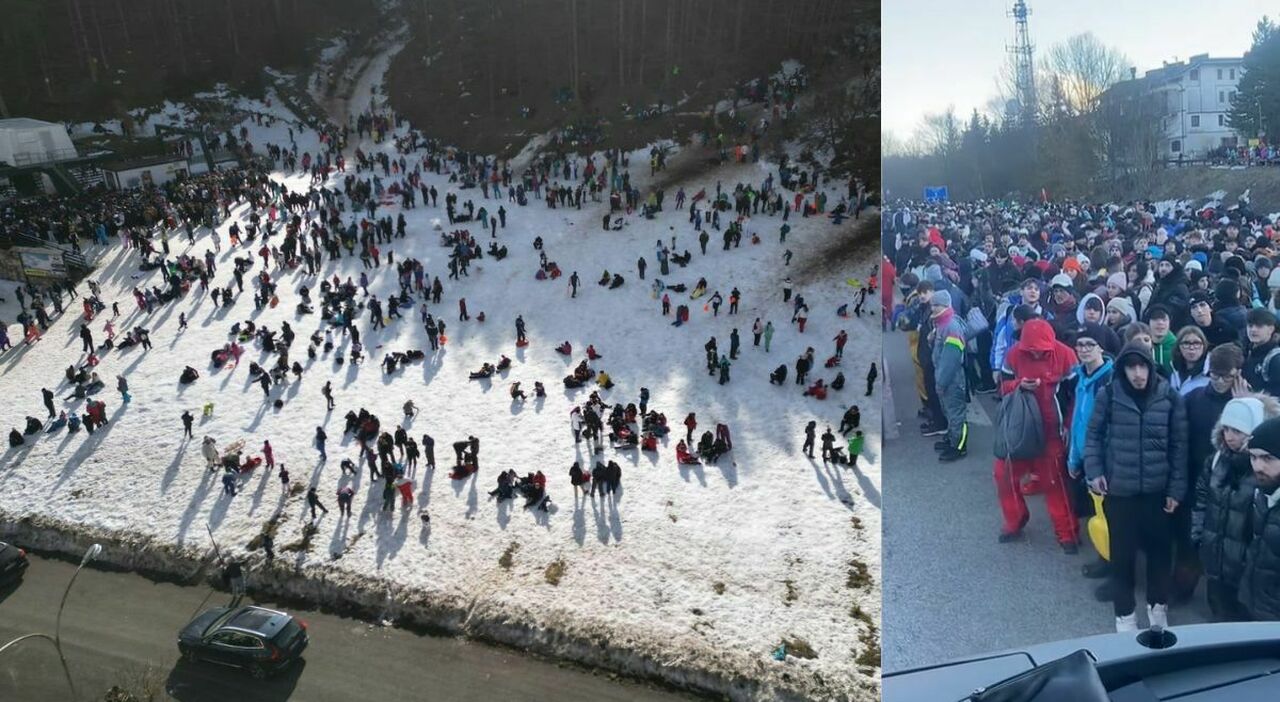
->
<box><xmin>1068</xmin><ymin>357</ymin><xmax>1114</xmax><ymax>473</ymax></box>
<box><xmin>1151</xmin><ymin>331</ymin><xmax>1177</xmax><ymax>376</ymax></box>
<box><xmin>1193</xmin><ymin>394</ymin><xmax>1278</xmax><ymax>586</ymax></box>
<box><xmin>1244</xmin><ymin>334</ymin><xmax>1280</xmax><ymax>398</ymax></box>
<box><xmin>1240</xmin><ymin>482</ymin><xmax>1280</xmax><ymax>620</ymax></box>
<box><xmin>1000</xmin><ymin>318</ymin><xmax>1076</xmax><ymax>443</ymax></box>
<box><xmin>1084</xmin><ymin>344</ymin><xmax>1189</xmax><ymax>501</ymax></box>
<box><xmin>1152</xmin><ymin>262</ymin><xmax>1191</xmax><ymax>330</ymax></box>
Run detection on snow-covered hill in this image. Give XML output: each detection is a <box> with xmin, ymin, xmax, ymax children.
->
<box><xmin>0</xmin><ymin>108</ymin><xmax>879</xmax><ymax>700</ymax></box>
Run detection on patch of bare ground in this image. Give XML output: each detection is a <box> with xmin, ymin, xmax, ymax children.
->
<box><xmin>792</xmin><ymin>209</ymin><xmax>881</xmax><ymax>287</ymax></box>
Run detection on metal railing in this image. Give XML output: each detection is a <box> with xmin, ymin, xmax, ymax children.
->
<box><xmin>8</xmin><ymin>148</ymin><xmax>81</xmax><ymax>166</ymax></box>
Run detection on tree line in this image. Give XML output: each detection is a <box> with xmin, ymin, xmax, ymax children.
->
<box><xmin>0</xmin><ymin>0</ymin><xmax>375</xmax><ymax>120</ymax></box>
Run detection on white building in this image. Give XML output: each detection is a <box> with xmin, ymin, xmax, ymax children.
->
<box><xmin>1132</xmin><ymin>54</ymin><xmax>1246</xmax><ymax>160</ymax></box>
<box><xmin>0</xmin><ymin>117</ymin><xmax>77</xmax><ymax>166</ymax></box>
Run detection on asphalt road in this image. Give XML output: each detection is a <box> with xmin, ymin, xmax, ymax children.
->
<box><xmin>880</xmin><ymin>331</ymin><xmax>1212</xmax><ymax>672</ymax></box>
<box><xmin>0</xmin><ymin>552</ymin><xmax>698</xmax><ymax>702</ymax></box>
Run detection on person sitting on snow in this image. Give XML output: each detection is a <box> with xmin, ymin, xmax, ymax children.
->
<box><xmin>831</xmin><ymin>372</ymin><xmax>846</xmax><ymax>391</ymax></box>
<box><xmin>179</xmin><ymin>366</ymin><xmax>200</xmax><ymax>384</ymax></box>
<box><xmin>596</xmin><ymin>370</ymin><xmax>614</xmax><ymax>389</ymax></box>
<box><xmin>533</xmin><ymin>381</ymin><xmax>546</xmax><ymax>398</ymax></box>
<box><xmin>769</xmin><ymin>364</ymin><xmax>788</xmax><ymax>385</ymax></box>
<box><xmin>573</xmin><ymin>360</ymin><xmax>593</xmax><ymax>381</ymax></box>
<box><xmin>609</xmin><ymin>274</ymin><xmax>625</xmax><ymax>289</ymax></box>
<box><xmin>510</xmin><ymin>382</ymin><xmax>527</xmax><ymax>402</ymax></box>
<box><xmin>692</xmin><ymin>278</ymin><xmax>708</xmax><ymax>297</ymax></box>
<box><xmin>488</xmin><ymin>470</ymin><xmax>515</xmax><ymax>501</ymax></box>
<box><xmin>9</xmin><ymin>428</ymin><xmax>24</xmax><ymax>447</ymax></box>
<box><xmin>586</xmin><ymin>345</ymin><xmax>602</xmax><ymax>360</ymax></box>
<box><xmin>598</xmin><ymin>270</ymin><xmax>612</xmax><ymax>286</ymax></box>
<box><xmin>556</xmin><ymin>341</ymin><xmax>572</xmax><ymax>355</ymax></box>
<box><xmin>804</xmin><ymin>378</ymin><xmax>828</xmax><ymax>399</ymax></box>
<box><xmin>676</xmin><ymin>439</ymin><xmax>699</xmax><ymax>464</ymax></box>
<box><xmin>495</xmin><ymin>355</ymin><xmax>511</xmax><ymax>371</ymax></box>
<box><xmin>469</xmin><ymin>363</ymin><xmax>496</xmax><ymax>380</ymax></box>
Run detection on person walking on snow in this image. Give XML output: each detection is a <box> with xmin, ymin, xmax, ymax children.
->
<box><xmin>763</xmin><ymin>321</ymin><xmax>774</xmax><ymax>352</ymax></box>
<box><xmin>866</xmin><ymin>363</ymin><xmax>878</xmax><ymax>396</ymax></box>
<box><xmin>322</xmin><ymin>381</ymin><xmax>334</xmax><ymax>410</ymax></box>
<box><xmin>684</xmin><ymin>413</ymin><xmax>697</xmax><ymax>444</ymax></box>
<box><xmin>263</xmin><ymin>440</ymin><xmax>275</xmax><ymax>469</ymax></box>
<box><xmin>42</xmin><ymin>388</ymin><xmax>55</xmax><ymax>418</ymax></box>
<box><xmin>803</xmin><ymin>420</ymin><xmax>817</xmax><ymax>458</ymax></box>
<box><xmin>181</xmin><ymin>410</ymin><xmax>194</xmax><ymax>439</ymax></box>
<box><xmin>315</xmin><ymin>426</ymin><xmax>327</xmax><ymax>460</ymax></box>
<box><xmin>306</xmin><ymin>486</ymin><xmax>329</xmax><ymax>520</ymax></box>
<box><xmin>515</xmin><ymin>315</ymin><xmax>527</xmax><ymax>344</ymax></box>
<box><xmin>459</xmin><ymin>297</ymin><xmax>469</xmax><ymax>321</ymax></box>
<box><xmin>752</xmin><ymin>319</ymin><xmax>763</xmax><ymax>347</ymax></box>
<box><xmin>834</xmin><ymin>330</ymin><xmax>848</xmax><ymax>359</ymax></box>
<box><xmin>729</xmin><ymin>329</ymin><xmax>741</xmax><ymax>359</ymax></box>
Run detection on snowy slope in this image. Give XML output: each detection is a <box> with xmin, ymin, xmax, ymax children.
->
<box><xmin>0</xmin><ymin>116</ymin><xmax>879</xmax><ymax>699</ymax></box>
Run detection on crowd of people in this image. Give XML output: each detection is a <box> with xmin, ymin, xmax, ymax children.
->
<box><xmin>888</xmin><ymin>195</ymin><xmax>1280</xmax><ymax>631</ymax></box>
<box><xmin>3</xmin><ymin>76</ymin><xmax>872</xmax><ymax>599</ymax></box>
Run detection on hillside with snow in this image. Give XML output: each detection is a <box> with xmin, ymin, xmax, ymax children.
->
<box><xmin>0</xmin><ymin>100</ymin><xmax>879</xmax><ymax>700</ymax></box>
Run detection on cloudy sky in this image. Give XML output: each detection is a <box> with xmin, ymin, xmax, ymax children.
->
<box><xmin>883</xmin><ymin>0</ymin><xmax>1273</xmax><ymax>145</ymax></box>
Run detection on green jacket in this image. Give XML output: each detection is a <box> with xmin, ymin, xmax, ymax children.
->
<box><xmin>848</xmin><ymin>434</ymin><xmax>864</xmax><ymax>456</ymax></box>
<box><xmin>1152</xmin><ymin>332</ymin><xmax>1176</xmax><ymax>375</ymax></box>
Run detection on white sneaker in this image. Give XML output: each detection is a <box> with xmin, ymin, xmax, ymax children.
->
<box><xmin>1115</xmin><ymin>613</ymin><xmax>1138</xmax><ymax>632</ymax></box>
<box><xmin>1147</xmin><ymin>603</ymin><xmax>1168</xmax><ymax>629</ymax></box>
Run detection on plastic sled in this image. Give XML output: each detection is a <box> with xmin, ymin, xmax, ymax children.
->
<box><xmin>1088</xmin><ymin>493</ymin><xmax>1109</xmax><ymax>561</ymax></box>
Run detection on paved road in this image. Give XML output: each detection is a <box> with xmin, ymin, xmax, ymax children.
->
<box><xmin>0</xmin><ymin>552</ymin><xmax>698</xmax><ymax>702</ymax></box>
<box><xmin>881</xmin><ymin>331</ymin><xmax>1211</xmax><ymax>672</ymax></box>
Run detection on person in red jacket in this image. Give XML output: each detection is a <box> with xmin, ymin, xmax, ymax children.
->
<box><xmin>994</xmin><ymin>318</ymin><xmax>1080</xmax><ymax>551</ymax></box>
<box><xmin>684</xmin><ymin>412</ymin><xmax>697</xmax><ymax>444</ymax></box>
<box><xmin>833</xmin><ymin>330</ymin><xmax>849</xmax><ymax>359</ymax></box>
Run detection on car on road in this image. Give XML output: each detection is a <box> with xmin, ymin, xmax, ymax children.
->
<box><xmin>0</xmin><ymin>541</ymin><xmax>30</xmax><ymax>585</ymax></box>
<box><xmin>177</xmin><ymin>605</ymin><xmax>308</xmax><ymax>678</ymax></box>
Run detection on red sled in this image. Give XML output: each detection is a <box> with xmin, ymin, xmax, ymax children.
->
<box><xmin>516</xmin><ymin>339</ymin><xmax>530</xmax><ymax>348</ymax></box>
<box><xmin>824</xmin><ymin>356</ymin><xmax>841</xmax><ymax>368</ymax></box>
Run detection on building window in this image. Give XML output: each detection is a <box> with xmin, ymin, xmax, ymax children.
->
<box><xmin>1218</xmin><ymin>68</ymin><xmax>1223</xmax><ymax>80</ymax></box>
<box><xmin>1191</xmin><ymin>115</ymin><xmax>1200</xmax><ymax>127</ymax></box>
<box><xmin>1190</xmin><ymin>69</ymin><xmax>1199</xmax><ymax>81</ymax></box>
<box><xmin>1171</xmin><ymin>140</ymin><xmax>1182</xmax><ymax>153</ymax></box>
<box><xmin>1220</xmin><ymin>91</ymin><xmax>1225</xmax><ymax>103</ymax></box>
<box><xmin>1219</xmin><ymin>114</ymin><xmax>1226</xmax><ymax>127</ymax></box>
<box><xmin>1230</xmin><ymin>68</ymin><xmax>1236</xmax><ymax>79</ymax></box>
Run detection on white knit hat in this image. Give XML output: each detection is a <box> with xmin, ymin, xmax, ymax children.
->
<box><xmin>1221</xmin><ymin>397</ymin><xmax>1266</xmax><ymax>435</ymax></box>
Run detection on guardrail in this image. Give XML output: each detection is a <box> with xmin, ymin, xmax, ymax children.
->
<box><xmin>8</xmin><ymin>149</ymin><xmax>81</xmax><ymax>166</ymax></box>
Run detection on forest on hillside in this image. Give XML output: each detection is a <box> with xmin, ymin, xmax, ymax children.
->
<box><xmin>0</xmin><ymin>0</ymin><xmax>376</xmax><ymax>120</ymax></box>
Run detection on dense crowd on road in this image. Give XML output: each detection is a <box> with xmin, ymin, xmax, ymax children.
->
<box><xmin>887</xmin><ymin>196</ymin><xmax>1280</xmax><ymax>632</ymax></box>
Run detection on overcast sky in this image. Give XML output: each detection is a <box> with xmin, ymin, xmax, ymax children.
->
<box><xmin>883</xmin><ymin>0</ymin><xmax>1273</xmax><ymax>144</ymax></box>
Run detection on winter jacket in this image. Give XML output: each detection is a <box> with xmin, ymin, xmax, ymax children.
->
<box><xmin>1067</xmin><ymin>359</ymin><xmax>1113</xmax><ymax>473</ymax></box>
<box><xmin>1240</xmin><ymin>485</ymin><xmax>1280</xmax><ymax>620</ymax></box>
<box><xmin>990</xmin><ymin>296</ymin><xmax>1046</xmax><ymax>375</ymax></box>
<box><xmin>1000</xmin><ymin>319</ymin><xmax>1077</xmax><ymax>445</ymax></box>
<box><xmin>1184</xmin><ymin>382</ymin><xmax>1234</xmax><ymax>484</ymax></box>
<box><xmin>1151</xmin><ymin>268</ymin><xmax>1191</xmax><ymax>330</ymax></box>
<box><xmin>1195</xmin><ymin>316</ymin><xmax>1240</xmax><ymax>349</ymax></box>
<box><xmin>929</xmin><ymin>308</ymin><xmax>966</xmax><ymax>391</ymax></box>
<box><xmin>1151</xmin><ymin>333</ymin><xmax>1176</xmax><ymax>376</ymax></box>
<box><xmin>1171</xmin><ymin>354</ymin><xmax>1210</xmax><ymax>396</ymax></box>
<box><xmin>1244</xmin><ymin>337</ymin><xmax>1280</xmax><ymax>397</ymax></box>
<box><xmin>1194</xmin><ymin>404</ymin><xmax>1273</xmax><ymax>586</ymax></box>
<box><xmin>1084</xmin><ymin>345</ymin><xmax>1188</xmax><ymax>501</ymax></box>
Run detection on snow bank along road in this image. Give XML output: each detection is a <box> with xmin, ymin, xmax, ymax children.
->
<box><xmin>0</xmin><ymin>98</ymin><xmax>878</xmax><ymax>701</ymax></box>
<box><xmin>0</xmin><ymin>551</ymin><xmax>694</xmax><ymax>701</ymax></box>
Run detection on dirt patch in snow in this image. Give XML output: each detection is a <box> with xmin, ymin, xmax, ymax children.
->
<box><xmin>544</xmin><ymin>557</ymin><xmax>567</xmax><ymax>586</ymax></box>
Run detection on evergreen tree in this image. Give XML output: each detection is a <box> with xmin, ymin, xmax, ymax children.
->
<box><xmin>1229</xmin><ymin>16</ymin><xmax>1280</xmax><ymax>140</ymax></box>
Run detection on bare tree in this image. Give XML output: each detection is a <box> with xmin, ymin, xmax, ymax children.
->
<box><xmin>914</xmin><ymin>107</ymin><xmax>961</xmax><ymax>158</ymax></box>
<box><xmin>1043</xmin><ymin>32</ymin><xmax>1130</xmax><ymax>117</ymax></box>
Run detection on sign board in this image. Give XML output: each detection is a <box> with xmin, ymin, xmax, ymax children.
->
<box><xmin>923</xmin><ymin>186</ymin><xmax>949</xmax><ymax>203</ymax></box>
<box><xmin>18</xmin><ymin>249</ymin><xmax>67</xmax><ymax>279</ymax></box>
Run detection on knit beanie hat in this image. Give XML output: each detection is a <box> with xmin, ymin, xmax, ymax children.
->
<box><xmin>1221</xmin><ymin>398</ymin><xmax>1266</xmax><ymax>436</ymax></box>
<box><xmin>1107</xmin><ymin>272</ymin><xmax>1127</xmax><ymax>290</ymax></box>
<box><xmin>1185</xmin><ymin>260</ymin><xmax>1203</xmax><ymax>272</ymax></box>
<box><xmin>931</xmin><ymin>289</ymin><xmax>953</xmax><ymax>308</ymax></box>
<box><xmin>1215</xmin><ymin>280</ymin><xmax>1240</xmax><ymax>305</ymax></box>
<box><xmin>1106</xmin><ymin>296</ymin><xmax>1135</xmax><ymax>321</ymax></box>
<box><xmin>1268</xmin><ymin>268</ymin><xmax>1280</xmax><ymax>290</ymax></box>
<box><xmin>1248</xmin><ymin>416</ymin><xmax>1280</xmax><ymax>457</ymax></box>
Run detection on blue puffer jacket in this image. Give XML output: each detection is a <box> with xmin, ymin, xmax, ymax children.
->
<box><xmin>1067</xmin><ymin>359</ymin><xmax>1113</xmax><ymax>475</ymax></box>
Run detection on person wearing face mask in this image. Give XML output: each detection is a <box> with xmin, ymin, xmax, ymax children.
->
<box><xmin>1193</xmin><ymin>396</ymin><xmax>1275</xmax><ymax>621</ymax></box>
<box><xmin>1238</xmin><ymin>416</ymin><xmax>1280</xmax><ymax>620</ymax></box>
<box><xmin>1085</xmin><ymin>343</ymin><xmax>1188</xmax><ymax>632</ymax></box>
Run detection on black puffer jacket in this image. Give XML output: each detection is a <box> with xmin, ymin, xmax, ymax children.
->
<box><xmin>1192</xmin><ymin>397</ymin><xmax>1272</xmax><ymax>586</ymax></box>
<box><xmin>1084</xmin><ymin>345</ymin><xmax>1188</xmax><ymax>501</ymax></box>
<box><xmin>1239</xmin><ymin>487</ymin><xmax>1280</xmax><ymax>620</ymax></box>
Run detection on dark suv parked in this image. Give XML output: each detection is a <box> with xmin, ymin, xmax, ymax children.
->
<box><xmin>177</xmin><ymin>605</ymin><xmax>308</xmax><ymax>678</ymax></box>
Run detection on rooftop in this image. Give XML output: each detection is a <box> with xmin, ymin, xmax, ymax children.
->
<box><xmin>0</xmin><ymin>117</ymin><xmax>62</xmax><ymax>130</ymax></box>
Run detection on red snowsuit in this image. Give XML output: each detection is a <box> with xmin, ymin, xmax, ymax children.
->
<box><xmin>994</xmin><ymin>319</ymin><xmax>1078</xmax><ymax>544</ymax></box>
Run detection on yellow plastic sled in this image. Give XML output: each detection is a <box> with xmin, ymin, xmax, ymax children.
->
<box><xmin>1087</xmin><ymin>493</ymin><xmax>1109</xmax><ymax>561</ymax></box>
